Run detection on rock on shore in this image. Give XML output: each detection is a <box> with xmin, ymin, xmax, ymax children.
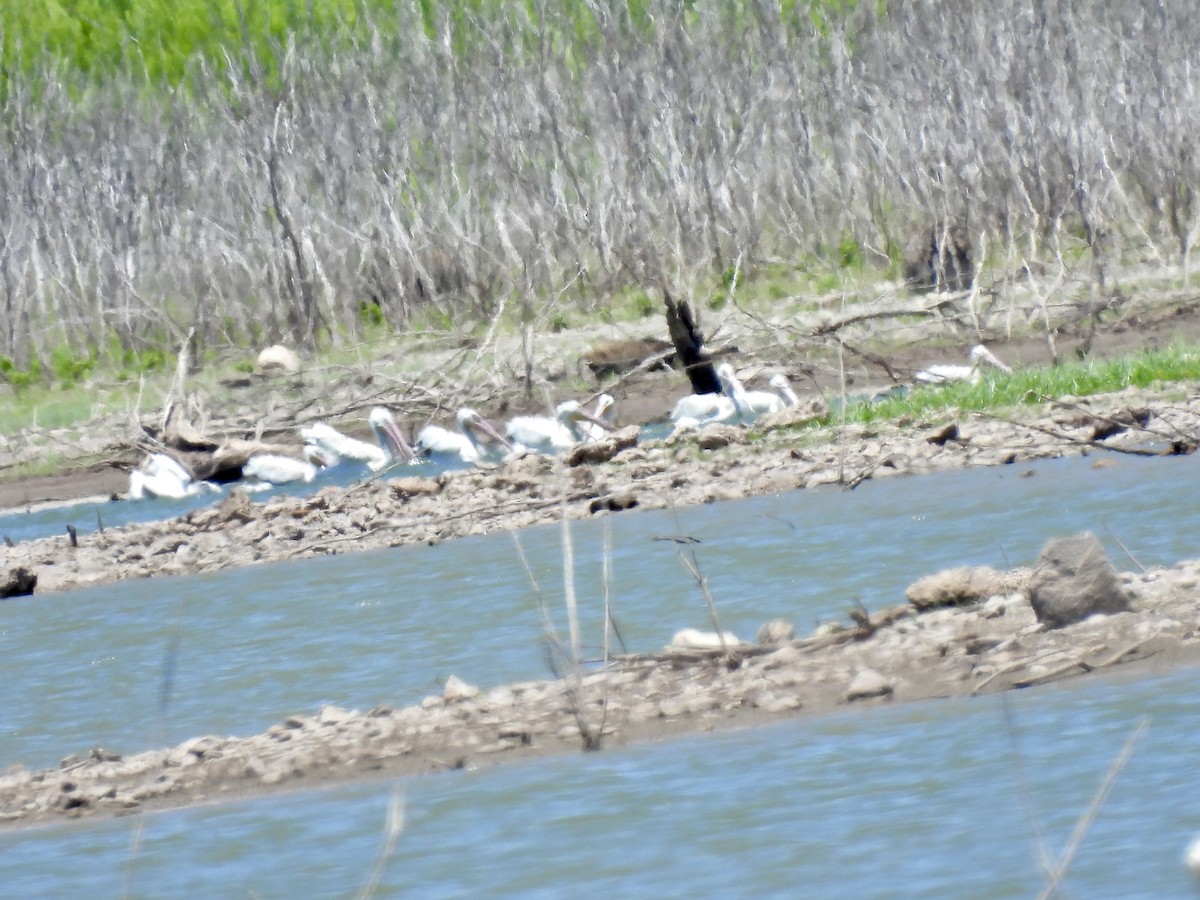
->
<box><xmin>1</xmin><ymin>545</ymin><xmax>1198</xmax><ymax>830</ymax></box>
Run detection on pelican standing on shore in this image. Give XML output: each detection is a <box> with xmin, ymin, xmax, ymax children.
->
<box><xmin>914</xmin><ymin>345</ymin><xmax>1012</xmax><ymax>385</ymax></box>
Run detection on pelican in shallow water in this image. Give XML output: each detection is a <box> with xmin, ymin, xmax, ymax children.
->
<box><xmin>578</xmin><ymin>393</ymin><xmax>616</xmax><ymax>442</ymax></box>
<box><xmin>300</xmin><ymin>407</ymin><xmax>416</xmax><ymax>472</ymax></box>
<box><xmin>242</xmin><ymin>454</ymin><xmax>320</xmax><ymax>486</ymax></box>
<box><xmin>506</xmin><ymin>400</ymin><xmax>614</xmax><ymax>454</ymax></box>
<box><xmin>670</xmin><ymin>366</ymin><xmax>749</xmax><ymax>431</ymax></box>
<box><xmin>669</xmin><ymin>391</ymin><xmax>737</xmax><ymax>431</ymax></box>
<box><xmin>717</xmin><ymin>363</ymin><xmax>788</xmax><ymax>422</ymax></box>
<box><xmin>128</xmin><ymin>453</ymin><xmax>221</xmax><ymax>500</ymax></box>
<box><xmin>416</xmin><ymin>408</ymin><xmax>511</xmax><ymax>464</ymax></box>
<box><xmin>914</xmin><ymin>344</ymin><xmax>1012</xmax><ymax>385</ymax></box>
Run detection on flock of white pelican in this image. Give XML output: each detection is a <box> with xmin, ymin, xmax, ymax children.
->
<box><xmin>669</xmin><ymin>364</ymin><xmax>799</xmax><ymax>432</ymax></box>
<box><xmin>127</xmin><ymin>394</ymin><xmax>618</xmax><ymax>499</ymax></box>
<box><xmin>128</xmin><ymin>345</ymin><xmax>1012</xmax><ymax>500</ymax></box>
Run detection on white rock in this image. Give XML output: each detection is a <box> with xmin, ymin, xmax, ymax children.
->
<box><xmin>844</xmin><ymin>669</ymin><xmax>894</xmax><ymax>702</ymax></box>
<box><xmin>256</xmin><ymin>344</ymin><xmax>300</xmax><ymax>374</ymax></box>
<box><xmin>443</xmin><ymin>674</ymin><xmax>480</xmax><ymax>702</ymax></box>
<box><xmin>982</xmin><ymin>596</ymin><xmax>1008</xmax><ymax>618</ymax></box>
<box><xmin>317</xmin><ymin>705</ymin><xmax>353</xmax><ymax>725</ymax></box>
<box><xmin>666</xmin><ymin>628</ymin><xmax>746</xmax><ymax>652</ymax></box>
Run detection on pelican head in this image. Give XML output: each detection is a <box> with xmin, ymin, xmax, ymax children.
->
<box><xmin>592</xmin><ymin>393</ymin><xmax>615</xmax><ymax>419</ymax></box>
<box><xmin>768</xmin><ymin>373</ymin><xmax>800</xmax><ymax>407</ymax></box>
<box><xmin>368</xmin><ymin>406</ymin><xmax>416</xmax><ymax>463</ymax></box>
<box><xmin>968</xmin><ymin>344</ymin><xmax>1012</xmax><ymax>374</ymax></box>
<box><xmin>556</xmin><ymin>400</ymin><xmax>614</xmax><ymax>434</ymax></box>
<box><xmin>457</xmin><ymin>407</ymin><xmax>513</xmax><ymax>451</ymax></box>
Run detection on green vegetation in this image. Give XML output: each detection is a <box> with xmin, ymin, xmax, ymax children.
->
<box><xmin>841</xmin><ymin>345</ymin><xmax>1200</xmax><ymax>427</ymax></box>
<box><xmin>2</xmin><ymin>0</ymin><xmax>363</xmax><ymax>87</ymax></box>
<box><xmin>1</xmin><ymin>0</ymin><xmax>862</xmax><ymax>91</ymax></box>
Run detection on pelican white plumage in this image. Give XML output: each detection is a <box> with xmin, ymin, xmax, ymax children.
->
<box><xmin>578</xmin><ymin>393</ymin><xmax>616</xmax><ymax>442</ymax></box>
<box><xmin>670</xmin><ymin>391</ymin><xmax>735</xmax><ymax>429</ymax></box>
<box><xmin>715</xmin><ymin>362</ymin><xmax>786</xmax><ymax>424</ymax></box>
<box><xmin>300</xmin><ymin>407</ymin><xmax>416</xmax><ymax>472</ymax></box>
<box><xmin>242</xmin><ymin>454</ymin><xmax>319</xmax><ymax>486</ymax></box>
<box><xmin>768</xmin><ymin>373</ymin><xmax>800</xmax><ymax>407</ymax></box>
<box><xmin>506</xmin><ymin>400</ymin><xmax>613</xmax><ymax>454</ymax></box>
<box><xmin>128</xmin><ymin>453</ymin><xmax>220</xmax><ymax>500</ymax></box>
<box><xmin>914</xmin><ymin>344</ymin><xmax>1012</xmax><ymax>385</ymax></box>
<box><xmin>416</xmin><ymin>407</ymin><xmax>511</xmax><ymax>464</ymax></box>
<box><xmin>367</xmin><ymin>406</ymin><xmax>419</xmax><ymax>467</ymax></box>
<box><xmin>669</xmin><ymin>364</ymin><xmax>748</xmax><ymax>432</ymax></box>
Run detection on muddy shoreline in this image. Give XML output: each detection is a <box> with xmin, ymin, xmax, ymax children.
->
<box><xmin>2</xmin><ymin>544</ymin><xmax>1198</xmax><ymax>832</ymax></box>
<box><xmin>2</xmin><ymin>381</ymin><xmax>1200</xmax><ymax>829</ymax></box>
<box><xmin>2</xmin><ymin>384</ymin><xmax>1197</xmax><ymax>596</ymax></box>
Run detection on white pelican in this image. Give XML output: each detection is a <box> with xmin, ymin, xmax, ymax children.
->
<box><xmin>717</xmin><ymin>363</ymin><xmax>787</xmax><ymax>421</ymax></box>
<box><xmin>914</xmin><ymin>344</ymin><xmax>1012</xmax><ymax>385</ymax></box>
<box><xmin>416</xmin><ymin>408</ymin><xmax>512</xmax><ymax>464</ymax></box>
<box><xmin>670</xmin><ymin>367</ymin><xmax>748</xmax><ymax>431</ymax></box>
<box><xmin>768</xmin><ymin>373</ymin><xmax>800</xmax><ymax>407</ymax></box>
<box><xmin>506</xmin><ymin>400</ymin><xmax>614</xmax><ymax>454</ymax></box>
<box><xmin>367</xmin><ymin>406</ymin><xmax>419</xmax><ymax>466</ymax></box>
<box><xmin>578</xmin><ymin>393</ymin><xmax>616</xmax><ymax>442</ymax></box>
<box><xmin>300</xmin><ymin>407</ymin><xmax>416</xmax><ymax>472</ymax></box>
<box><xmin>669</xmin><ymin>391</ymin><xmax>736</xmax><ymax>430</ymax></box>
<box><xmin>242</xmin><ymin>454</ymin><xmax>319</xmax><ymax>486</ymax></box>
<box><xmin>128</xmin><ymin>453</ymin><xmax>221</xmax><ymax>500</ymax></box>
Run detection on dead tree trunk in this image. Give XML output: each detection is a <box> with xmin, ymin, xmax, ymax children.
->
<box><xmin>664</xmin><ymin>290</ymin><xmax>721</xmax><ymax>395</ymax></box>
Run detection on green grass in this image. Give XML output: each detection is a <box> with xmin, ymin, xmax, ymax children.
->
<box><xmin>0</xmin><ymin>385</ymin><xmax>138</xmax><ymax>433</ymax></box>
<box><xmin>843</xmin><ymin>344</ymin><xmax>1200</xmax><ymax>427</ymax></box>
<box><xmin>2</xmin><ymin>0</ymin><xmax>871</xmax><ymax>93</ymax></box>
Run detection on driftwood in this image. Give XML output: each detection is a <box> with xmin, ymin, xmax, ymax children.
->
<box><xmin>197</xmin><ymin>439</ymin><xmax>308</xmax><ymax>483</ymax></box>
<box><xmin>160</xmin><ymin>402</ymin><xmax>220</xmax><ymax>452</ymax></box>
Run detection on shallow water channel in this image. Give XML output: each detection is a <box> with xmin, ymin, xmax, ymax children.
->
<box><xmin>2</xmin><ymin>451</ymin><xmax>1200</xmax><ymax>896</ymax></box>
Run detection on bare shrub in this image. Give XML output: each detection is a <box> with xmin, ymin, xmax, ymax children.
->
<box><xmin>2</xmin><ymin>1</ymin><xmax>1199</xmax><ymax>367</ymax></box>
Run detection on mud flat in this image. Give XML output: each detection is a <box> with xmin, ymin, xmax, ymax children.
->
<box><xmin>2</xmin><ymin>384</ymin><xmax>1197</xmax><ymax>597</ymax></box>
<box><xmin>1</xmin><ymin>384</ymin><xmax>1199</xmax><ymax>829</ymax></box>
<box><xmin>0</xmin><ymin>545</ymin><xmax>1197</xmax><ymax>830</ymax></box>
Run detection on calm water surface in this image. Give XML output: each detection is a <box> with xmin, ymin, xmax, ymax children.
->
<box><xmin>1</xmin><ymin>451</ymin><xmax>1199</xmax><ymax>896</ymax></box>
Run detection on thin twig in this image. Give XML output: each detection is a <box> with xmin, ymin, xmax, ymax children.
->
<box><xmin>355</xmin><ymin>788</ymin><xmax>406</xmax><ymax>900</ymax></box>
<box><xmin>1037</xmin><ymin>719</ymin><xmax>1149</xmax><ymax>899</ymax></box>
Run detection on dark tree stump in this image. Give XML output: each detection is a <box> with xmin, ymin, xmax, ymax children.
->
<box><xmin>664</xmin><ymin>291</ymin><xmax>721</xmax><ymax>395</ymax></box>
<box><xmin>903</xmin><ymin>221</ymin><xmax>974</xmax><ymax>293</ymax></box>
<box><xmin>1</xmin><ymin>566</ymin><xmax>37</xmax><ymax>598</ymax></box>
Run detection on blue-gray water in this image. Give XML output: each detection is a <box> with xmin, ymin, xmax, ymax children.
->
<box><xmin>2</xmin><ymin>451</ymin><xmax>1200</xmax><ymax>897</ymax></box>
<box><xmin>0</xmin><ymin>455</ymin><xmax>455</xmax><ymax>547</ymax></box>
